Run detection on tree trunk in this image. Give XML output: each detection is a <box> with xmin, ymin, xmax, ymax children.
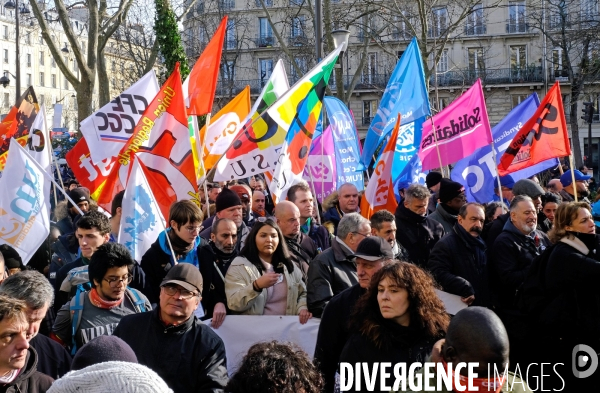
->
<box><xmin>97</xmin><ymin>50</ymin><xmax>111</xmax><ymax>106</ymax></box>
<box><xmin>75</xmin><ymin>73</ymin><xmax>94</xmax><ymax>128</ymax></box>
<box><xmin>570</xmin><ymin>98</ymin><xmax>583</xmax><ymax>168</ymax></box>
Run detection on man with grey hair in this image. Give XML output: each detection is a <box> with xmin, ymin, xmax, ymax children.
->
<box><xmin>323</xmin><ymin>183</ymin><xmax>360</xmax><ymax>235</ymax></box>
<box><xmin>394</xmin><ymin>183</ymin><xmax>445</xmax><ymax>267</ymax></box>
<box><xmin>0</xmin><ymin>271</ymin><xmax>72</xmax><ymax>378</ymax></box>
<box><xmin>306</xmin><ymin>212</ymin><xmax>370</xmax><ymax>317</ymax></box>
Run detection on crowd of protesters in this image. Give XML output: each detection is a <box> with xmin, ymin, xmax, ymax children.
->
<box><xmin>0</xmin><ymin>165</ymin><xmax>599</xmax><ymax>392</ymax></box>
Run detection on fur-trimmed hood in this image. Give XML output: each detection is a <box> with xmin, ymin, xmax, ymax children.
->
<box><xmin>322</xmin><ymin>191</ymin><xmax>338</xmax><ymax>211</ymax></box>
<box><xmin>54</xmin><ymin>200</ymin><xmax>70</xmax><ymax>221</ymax></box>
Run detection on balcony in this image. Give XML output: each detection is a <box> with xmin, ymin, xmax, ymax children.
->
<box><xmin>219</xmin><ymin>0</ymin><xmax>235</xmax><ymax>9</ymax></box>
<box><xmin>391</xmin><ymin>30</ymin><xmax>412</xmax><ymax>41</ymax></box>
<box><xmin>549</xmin><ymin>68</ymin><xmax>569</xmax><ymax>80</ymax></box>
<box><xmin>288</xmin><ymin>35</ymin><xmax>308</xmax><ymax>46</ymax></box>
<box><xmin>225</xmin><ymin>39</ymin><xmax>237</xmax><ymax>50</ymax></box>
<box><xmin>362</xmin><ymin>116</ymin><xmax>372</xmax><ymax>125</ymax></box>
<box><xmin>464</xmin><ymin>24</ymin><xmax>487</xmax><ymax>36</ymax></box>
<box><xmin>255</xmin><ymin>35</ymin><xmax>275</xmax><ymax>48</ymax></box>
<box><xmin>505</xmin><ymin>20</ymin><xmax>530</xmax><ymax>33</ymax></box>
<box><xmin>432</xmin><ymin>67</ymin><xmax>544</xmax><ymax>86</ymax></box>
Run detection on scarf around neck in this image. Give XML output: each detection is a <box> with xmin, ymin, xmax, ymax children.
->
<box><xmin>168</xmin><ymin>229</ymin><xmax>195</xmax><ymax>257</ymax></box>
<box><xmin>89</xmin><ymin>288</ymin><xmax>124</xmax><ymax>309</ymax></box>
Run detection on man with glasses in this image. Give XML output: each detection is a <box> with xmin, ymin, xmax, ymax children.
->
<box><xmin>114</xmin><ymin>263</ymin><xmax>228</xmax><ymax>393</ymax></box>
<box><xmin>141</xmin><ymin>200</ymin><xmax>205</xmax><ymax>305</ymax></box>
<box><xmin>307</xmin><ymin>213</ymin><xmax>370</xmax><ymax>317</ymax></box>
<box><xmin>429</xmin><ymin>178</ymin><xmax>467</xmax><ymax>234</ymax></box>
<box><xmin>559</xmin><ymin>169</ymin><xmax>592</xmax><ymax>202</ymax></box>
<box><xmin>51</xmin><ymin>243</ymin><xmax>151</xmax><ymax>353</ymax></box>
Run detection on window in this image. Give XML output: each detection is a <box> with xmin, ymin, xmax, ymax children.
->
<box><xmin>551</xmin><ymin>48</ymin><xmax>568</xmax><ymax>78</ymax></box>
<box><xmin>291</xmin><ymin>16</ymin><xmax>305</xmax><ymax>38</ymax></box>
<box><xmin>437</xmin><ymin>49</ymin><xmax>449</xmax><ymax>73</ymax></box>
<box><xmin>362</xmin><ymin>52</ymin><xmax>378</xmax><ymax>83</ymax></box>
<box><xmin>39</xmin><ymin>72</ymin><xmax>45</xmax><ymax>87</ymax></box>
<box><xmin>64</xmin><ymin>77</ymin><xmax>69</xmax><ymax>90</ymax></box>
<box><xmin>195</xmin><ymin>1</ymin><xmax>204</xmax><ymax>13</ymax></box>
<box><xmin>51</xmin><ymin>74</ymin><xmax>56</xmax><ymax>88</ymax></box>
<box><xmin>548</xmin><ymin>1</ymin><xmax>569</xmax><ymax>29</ymax></box>
<box><xmin>223</xmin><ymin>61</ymin><xmax>235</xmax><ymax>81</ymax></box>
<box><xmin>256</xmin><ymin>0</ymin><xmax>272</xmax><ymax>6</ymax></box>
<box><xmin>465</xmin><ymin>4</ymin><xmax>486</xmax><ymax>35</ymax></box>
<box><xmin>39</xmin><ymin>94</ymin><xmax>44</xmax><ymax>105</ymax></box>
<box><xmin>392</xmin><ymin>13</ymin><xmax>410</xmax><ymax>40</ymax></box>
<box><xmin>51</xmin><ymin>57</ymin><xmax>55</xmax><ymax>68</ymax></box>
<box><xmin>26</xmin><ymin>74</ymin><xmax>31</xmax><ymax>86</ymax></box>
<box><xmin>468</xmin><ymin>48</ymin><xmax>485</xmax><ymax>74</ymax></box>
<box><xmin>81</xmin><ymin>41</ymin><xmax>86</xmax><ymax>55</ymax></box>
<box><xmin>39</xmin><ymin>51</ymin><xmax>44</xmax><ymax>66</ymax></box>
<box><xmin>26</xmin><ymin>53</ymin><xmax>31</xmax><ymax>67</ymax></box>
<box><xmin>290</xmin><ymin>57</ymin><xmax>307</xmax><ymax>80</ymax></box>
<box><xmin>508</xmin><ymin>1</ymin><xmax>527</xmax><ymax>33</ymax></box>
<box><xmin>359</xmin><ymin>15</ymin><xmax>379</xmax><ymax>41</ymax></box>
<box><xmin>226</xmin><ymin>20</ymin><xmax>236</xmax><ymax>49</ymax></box>
<box><xmin>3</xmin><ymin>50</ymin><xmax>7</xmax><ymax>63</ymax></box>
<box><xmin>510</xmin><ymin>45</ymin><xmax>527</xmax><ymax>70</ymax></box>
<box><xmin>25</xmin><ymin>33</ymin><xmax>30</xmax><ymax>45</ymax></box>
<box><xmin>362</xmin><ymin>100</ymin><xmax>377</xmax><ymax>125</ymax></box>
<box><xmin>3</xmin><ymin>93</ymin><xmax>9</xmax><ymax>107</ymax></box>
<box><xmin>73</xmin><ymin>59</ymin><xmax>78</xmax><ymax>72</ymax></box>
<box><xmin>220</xmin><ymin>0</ymin><xmax>234</xmax><ymax>9</ymax></box>
<box><xmin>3</xmin><ymin>25</ymin><xmax>8</xmax><ymax>40</ymax></box>
<box><xmin>430</xmin><ymin>7</ymin><xmax>448</xmax><ymax>38</ymax></box>
<box><xmin>512</xmin><ymin>94</ymin><xmax>528</xmax><ymax>108</ymax></box>
<box><xmin>39</xmin><ymin>34</ymin><xmax>43</xmax><ymax>45</ymax></box>
<box><xmin>258</xmin><ymin>17</ymin><xmax>273</xmax><ymax>47</ymax></box>
<box><xmin>581</xmin><ymin>0</ymin><xmax>599</xmax><ymax>21</ymax></box>
<box><xmin>259</xmin><ymin>59</ymin><xmax>273</xmax><ymax>86</ymax></box>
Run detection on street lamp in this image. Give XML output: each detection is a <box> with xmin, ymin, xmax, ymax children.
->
<box><xmin>331</xmin><ymin>29</ymin><xmax>350</xmax><ymax>97</ymax></box>
<box><xmin>4</xmin><ymin>1</ymin><xmax>29</xmax><ymax>104</ymax></box>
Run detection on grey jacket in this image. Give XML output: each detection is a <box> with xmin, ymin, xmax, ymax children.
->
<box><xmin>428</xmin><ymin>204</ymin><xmax>457</xmax><ymax>234</ymax></box>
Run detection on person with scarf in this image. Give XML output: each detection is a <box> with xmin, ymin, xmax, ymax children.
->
<box><xmin>429</xmin><ymin>179</ymin><xmax>467</xmax><ymax>234</ymax></box>
<box><xmin>287</xmin><ymin>182</ymin><xmax>331</xmax><ymax>252</ymax></box>
<box><xmin>51</xmin><ymin>243</ymin><xmax>151</xmax><ymax>352</ymax></box>
<box><xmin>141</xmin><ymin>200</ymin><xmax>204</xmax><ymax>305</ymax></box>
<box><xmin>429</xmin><ymin>203</ymin><xmax>490</xmax><ymax>307</ymax></box>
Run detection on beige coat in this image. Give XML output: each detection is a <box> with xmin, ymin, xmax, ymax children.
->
<box><xmin>224</xmin><ymin>256</ymin><xmax>307</xmax><ymax>315</ymax></box>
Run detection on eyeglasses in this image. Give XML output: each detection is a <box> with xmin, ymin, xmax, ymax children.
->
<box><xmin>162</xmin><ymin>285</ymin><xmax>197</xmax><ymax>300</ymax></box>
<box><xmin>352</xmin><ymin>232</ymin><xmax>371</xmax><ymax>238</ymax></box>
<box><xmin>103</xmin><ymin>275</ymin><xmax>133</xmax><ymax>288</ymax></box>
<box><xmin>183</xmin><ymin>225</ymin><xmax>202</xmax><ymax>234</ymax></box>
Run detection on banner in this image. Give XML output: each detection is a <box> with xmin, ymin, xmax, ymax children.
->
<box><xmin>303</xmin><ymin>126</ymin><xmax>336</xmax><ymax>202</ymax></box>
<box><xmin>0</xmin><ymin>139</ymin><xmax>50</xmax><ymax>263</ymax></box>
<box><xmin>0</xmin><ymin>87</ymin><xmax>39</xmax><ymax>171</ymax></box>
<box><xmin>498</xmin><ymin>81</ymin><xmax>571</xmax><ymax>175</ymax></box>
<box><xmin>118</xmin><ymin>158</ymin><xmax>165</xmax><ymax>263</ymax></box>
<box><xmin>391</xmin><ymin>117</ymin><xmax>426</xmax><ymax>186</ymax></box>
<box><xmin>360</xmin><ymin>37</ymin><xmax>431</xmax><ymax>169</ymax></box>
<box><xmin>52</xmin><ymin>104</ymin><xmax>63</xmax><ymax>130</ymax></box>
<box><xmin>418</xmin><ymin>79</ymin><xmax>492</xmax><ymax>171</ymax></box>
<box><xmin>324</xmin><ymin>96</ymin><xmax>363</xmax><ymax>191</ymax></box>
<box><xmin>27</xmin><ymin>105</ymin><xmax>52</xmax><ymax>174</ymax></box>
<box><xmin>209</xmin><ymin>316</ymin><xmax>320</xmax><ymax>375</ymax></box>
<box><xmin>451</xmin><ymin>94</ymin><xmax>559</xmax><ymax>203</ymax></box>
<box><xmin>80</xmin><ymin>71</ymin><xmax>160</xmax><ymax>164</ymax></box>
<box><xmin>393</xmin><ymin>154</ymin><xmax>428</xmax><ymax>202</ymax></box>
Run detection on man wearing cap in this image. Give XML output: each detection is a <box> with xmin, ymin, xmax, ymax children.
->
<box><xmin>429</xmin><ymin>179</ymin><xmax>467</xmax><ymax>233</ymax></box>
<box><xmin>200</xmin><ymin>188</ymin><xmax>250</xmax><ymax>254</ymax></box>
<box><xmin>559</xmin><ymin>169</ymin><xmax>591</xmax><ymax>202</ymax></box>
<box><xmin>56</xmin><ymin>187</ymin><xmax>91</xmax><ymax>235</ymax></box>
<box><xmin>425</xmin><ymin>172</ymin><xmax>442</xmax><ymax>214</ymax></box>
<box><xmin>313</xmin><ymin>237</ymin><xmax>394</xmax><ymax>392</ymax></box>
<box><xmin>114</xmin><ymin>263</ymin><xmax>228</xmax><ymax>393</ymax></box>
<box><xmin>428</xmin><ymin>203</ymin><xmax>489</xmax><ymax>307</ymax></box>
<box><xmin>492</xmin><ymin>175</ymin><xmax>514</xmax><ymax>206</ymax></box>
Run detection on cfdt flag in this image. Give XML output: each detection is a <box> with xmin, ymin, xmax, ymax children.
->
<box><xmin>498</xmin><ymin>82</ymin><xmax>571</xmax><ymax>175</ymax></box>
<box><xmin>118</xmin><ymin>158</ymin><xmax>165</xmax><ymax>263</ymax></box>
<box><xmin>418</xmin><ymin>79</ymin><xmax>492</xmax><ymax>171</ymax></box>
<box><xmin>0</xmin><ymin>139</ymin><xmax>50</xmax><ymax>263</ymax></box>
<box><xmin>302</xmin><ymin>125</ymin><xmax>336</xmax><ymax>202</ymax></box>
<box><xmin>80</xmin><ymin>71</ymin><xmax>159</xmax><ymax>164</ymax></box>
<box><xmin>324</xmin><ymin>96</ymin><xmax>363</xmax><ymax>191</ymax></box>
<box><xmin>451</xmin><ymin>94</ymin><xmax>559</xmax><ymax>203</ymax></box>
<box><xmin>359</xmin><ymin>37</ymin><xmax>431</xmax><ymax>169</ymax></box>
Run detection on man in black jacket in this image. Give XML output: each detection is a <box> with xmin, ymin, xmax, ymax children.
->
<box><xmin>55</xmin><ymin>187</ymin><xmax>91</xmax><ymax>235</ymax></box>
<box><xmin>114</xmin><ymin>263</ymin><xmax>228</xmax><ymax>393</ymax></box>
<box><xmin>428</xmin><ymin>203</ymin><xmax>489</xmax><ymax>307</ymax></box>
<box><xmin>394</xmin><ymin>184</ymin><xmax>445</xmax><ymax>267</ymax></box>
<box><xmin>288</xmin><ymin>182</ymin><xmax>331</xmax><ymax>252</ymax></box>
<box><xmin>313</xmin><ymin>237</ymin><xmax>394</xmax><ymax>393</ymax></box>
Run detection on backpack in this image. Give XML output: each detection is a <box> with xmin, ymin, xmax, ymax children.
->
<box><xmin>60</xmin><ymin>265</ymin><xmax>92</xmax><ymax>301</ymax></box>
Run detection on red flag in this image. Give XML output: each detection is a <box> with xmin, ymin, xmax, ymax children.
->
<box><xmin>0</xmin><ymin>87</ymin><xmax>38</xmax><ymax>170</ymax></box>
<box><xmin>498</xmin><ymin>82</ymin><xmax>571</xmax><ymax>175</ymax></box>
<box><xmin>184</xmin><ymin>16</ymin><xmax>227</xmax><ymax>115</ymax></box>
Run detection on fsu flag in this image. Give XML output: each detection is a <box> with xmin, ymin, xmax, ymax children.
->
<box><xmin>498</xmin><ymin>82</ymin><xmax>571</xmax><ymax>175</ymax></box>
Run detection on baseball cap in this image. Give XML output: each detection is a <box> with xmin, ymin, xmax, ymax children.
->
<box><xmin>512</xmin><ymin>179</ymin><xmax>544</xmax><ymax>198</ymax></box>
<box><xmin>229</xmin><ymin>184</ymin><xmax>251</xmax><ymax>201</ymax></box>
<box><xmin>350</xmin><ymin>237</ymin><xmax>394</xmax><ymax>261</ymax></box>
<box><xmin>560</xmin><ymin>169</ymin><xmax>592</xmax><ymax>187</ymax></box>
<box><xmin>160</xmin><ymin>263</ymin><xmax>203</xmax><ymax>293</ymax></box>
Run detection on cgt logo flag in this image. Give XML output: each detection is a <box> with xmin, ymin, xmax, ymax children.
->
<box><xmin>302</xmin><ymin>125</ymin><xmax>336</xmax><ymax>202</ymax></box>
<box><xmin>118</xmin><ymin>158</ymin><xmax>165</xmax><ymax>263</ymax></box>
<box><xmin>418</xmin><ymin>79</ymin><xmax>492</xmax><ymax>171</ymax></box>
<box><xmin>0</xmin><ymin>139</ymin><xmax>50</xmax><ymax>263</ymax></box>
<box><xmin>498</xmin><ymin>81</ymin><xmax>570</xmax><ymax>175</ymax></box>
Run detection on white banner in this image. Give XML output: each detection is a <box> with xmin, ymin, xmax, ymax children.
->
<box><xmin>209</xmin><ymin>315</ymin><xmax>320</xmax><ymax>375</ymax></box>
<box><xmin>52</xmin><ymin>103</ymin><xmax>63</xmax><ymax>130</ymax></box>
<box><xmin>0</xmin><ymin>139</ymin><xmax>50</xmax><ymax>263</ymax></box>
<box><xmin>27</xmin><ymin>104</ymin><xmax>51</xmax><ymax>173</ymax></box>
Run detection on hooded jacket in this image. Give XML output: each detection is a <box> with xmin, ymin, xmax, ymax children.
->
<box><xmin>198</xmin><ymin>242</ymin><xmax>237</xmax><ymax>320</ymax></box>
<box><xmin>0</xmin><ymin>348</ymin><xmax>53</xmax><ymax>393</ymax></box>
<box><xmin>428</xmin><ymin>204</ymin><xmax>458</xmax><ymax>234</ymax></box>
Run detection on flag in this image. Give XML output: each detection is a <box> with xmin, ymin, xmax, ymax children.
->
<box><xmin>498</xmin><ymin>82</ymin><xmax>571</xmax><ymax>175</ymax></box>
<box><xmin>324</xmin><ymin>96</ymin><xmax>364</xmax><ymax>191</ymax></box>
<box><xmin>393</xmin><ymin>154</ymin><xmax>428</xmax><ymax>202</ymax></box>
<box><xmin>268</xmin><ymin>46</ymin><xmax>343</xmax><ymax>199</ymax></box>
<box><xmin>216</xmin><ymin>49</ymin><xmax>340</xmax><ymax>182</ymax></box>
<box><xmin>359</xmin><ymin>37</ymin><xmax>431</xmax><ymax>169</ymax></box>
<box><xmin>0</xmin><ymin>87</ymin><xmax>39</xmax><ymax>171</ymax></box>
<box><xmin>213</xmin><ymin>59</ymin><xmax>289</xmax><ymax>181</ymax></box>
<box><xmin>202</xmin><ymin>86</ymin><xmax>251</xmax><ymax>168</ymax></box>
<box><xmin>451</xmin><ymin>94</ymin><xmax>559</xmax><ymax>203</ymax></box>
<box><xmin>361</xmin><ymin>116</ymin><xmax>401</xmax><ymax>219</ymax></box>
<box><xmin>183</xmin><ymin>16</ymin><xmax>228</xmax><ymax>115</ymax></box>
<box><xmin>302</xmin><ymin>125</ymin><xmax>336</xmax><ymax>202</ymax></box>
<box><xmin>80</xmin><ymin>71</ymin><xmax>160</xmax><ymax>164</ymax></box>
<box><xmin>391</xmin><ymin>117</ymin><xmax>426</xmax><ymax>187</ymax></box>
<box><xmin>0</xmin><ymin>139</ymin><xmax>50</xmax><ymax>263</ymax></box>
<box><xmin>97</xmin><ymin>63</ymin><xmax>199</xmax><ymax>219</ymax></box>
<box><xmin>418</xmin><ymin>79</ymin><xmax>492</xmax><ymax>171</ymax></box>
<box><xmin>118</xmin><ymin>158</ymin><xmax>165</xmax><ymax>263</ymax></box>
<box><xmin>26</xmin><ymin>105</ymin><xmax>52</xmax><ymax>173</ymax></box>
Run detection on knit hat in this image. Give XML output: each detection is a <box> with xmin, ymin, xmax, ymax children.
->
<box><xmin>512</xmin><ymin>179</ymin><xmax>544</xmax><ymax>198</ymax></box>
<box><xmin>71</xmin><ymin>336</ymin><xmax>138</xmax><ymax>371</ymax></box>
<box><xmin>215</xmin><ymin>188</ymin><xmax>242</xmax><ymax>212</ymax></box>
<box><xmin>229</xmin><ymin>184</ymin><xmax>251</xmax><ymax>202</ymax></box>
<box><xmin>425</xmin><ymin>172</ymin><xmax>443</xmax><ymax>189</ymax></box>
<box><xmin>67</xmin><ymin>187</ymin><xmax>90</xmax><ymax>208</ymax></box>
<box><xmin>438</xmin><ymin>179</ymin><xmax>465</xmax><ymax>204</ymax></box>
<box><xmin>48</xmin><ymin>361</ymin><xmax>173</xmax><ymax>393</ymax></box>
<box><xmin>560</xmin><ymin>169</ymin><xmax>592</xmax><ymax>187</ymax></box>
<box><xmin>351</xmin><ymin>237</ymin><xmax>394</xmax><ymax>261</ymax></box>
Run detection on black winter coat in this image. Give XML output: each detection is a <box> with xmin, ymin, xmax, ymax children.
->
<box><xmin>285</xmin><ymin>232</ymin><xmax>318</xmax><ymax>281</ymax></box>
<box><xmin>394</xmin><ymin>203</ymin><xmax>445</xmax><ymax>267</ymax></box>
<box><xmin>482</xmin><ymin>212</ymin><xmax>509</xmax><ymax>249</ymax></box>
<box><xmin>0</xmin><ymin>348</ymin><xmax>53</xmax><ymax>393</ymax></box>
<box><xmin>428</xmin><ymin>224</ymin><xmax>490</xmax><ymax>306</ymax></box>
<box><xmin>29</xmin><ymin>334</ymin><xmax>71</xmax><ymax>379</ymax></box>
<box><xmin>114</xmin><ymin>308</ymin><xmax>228</xmax><ymax>393</ymax></box>
<box><xmin>198</xmin><ymin>242</ymin><xmax>236</xmax><ymax>320</ymax></box>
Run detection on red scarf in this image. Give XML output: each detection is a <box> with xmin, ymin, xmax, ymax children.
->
<box><xmin>442</xmin><ymin>359</ymin><xmax>505</xmax><ymax>393</ymax></box>
<box><xmin>89</xmin><ymin>288</ymin><xmax>124</xmax><ymax>309</ymax></box>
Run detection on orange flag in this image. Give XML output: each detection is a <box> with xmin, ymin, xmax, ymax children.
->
<box><xmin>0</xmin><ymin>87</ymin><xmax>38</xmax><ymax>170</ymax></box>
<box><xmin>360</xmin><ymin>116</ymin><xmax>401</xmax><ymax>219</ymax></box>
<box><xmin>183</xmin><ymin>16</ymin><xmax>228</xmax><ymax>115</ymax></box>
<box><xmin>498</xmin><ymin>81</ymin><xmax>571</xmax><ymax>175</ymax></box>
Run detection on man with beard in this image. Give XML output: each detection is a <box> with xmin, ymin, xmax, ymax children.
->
<box><xmin>369</xmin><ymin>210</ymin><xmax>408</xmax><ymax>260</ymax></box>
<box><xmin>559</xmin><ymin>169</ymin><xmax>591</xmax><ymax>202</ymax></box>
<box><xmin>199</xmin><ymin>188</ymin><xmax>249</xmax><ymax>253</ymax></box>
<box><xmin>429</xmin><ymin>203</ymin><xmax>489</xmax><ymax>307</ymax></box>
<box><xmin>198</xmin><ymin>218</ymin><xmax>238</xmax><ymax>327</ymax></box>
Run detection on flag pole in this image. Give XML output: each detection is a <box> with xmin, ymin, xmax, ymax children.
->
<box><xmin>46</xmin><ymin>126</ymin><xmax>59</xmax><ymax>209</ymax></box>
<box><xmin>569</xmin><ymin>154</ymin><xmax>578</xmax><ymax>202</ymax></box>
<box><xmin>307</xmin><ymin>169</ymin><xmax>322</xmax><ymax>225</ymax></box>
<box><xmin>429</xmin><ymin>116</ymin><xmax>445</xmax><ymax>177</ymax></box>
<box><xmin>199</xmin><ymin>113</ymin><xmax>212</xmax><ymax>218</ymax></box>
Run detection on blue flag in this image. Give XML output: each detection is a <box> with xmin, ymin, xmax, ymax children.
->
<box><xmin>359</xmin><ymin>37</ymin><xmax>431</xmax><ymax>169</ymax></box>
<box><xmin>324</xmin><ymin>96</ymin><xmax>364</xmax><ymax>191</ymax></box>
<box><xmin>393</xmin><ymin>154</ymin><xmax>428</xmax><ymax>202</ymax></box>
<box><xmin>451</xmin><ymin>93</ymin><xmax>559</xmax><ymax>203</ymax></box>
<box><xmin>391</xmin><ymin>117</ymin><xmax>426</xmax><ymax>185</ymax></box>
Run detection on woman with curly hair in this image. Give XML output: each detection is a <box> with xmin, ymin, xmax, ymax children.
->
<box><xmin>338</xmin><ymin>262</ymin><xmax>450</xmax><ymax>393</ymax></box>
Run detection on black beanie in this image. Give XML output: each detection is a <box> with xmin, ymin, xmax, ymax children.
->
<box><xmin>426</xmin><ymin>172</ymin><xmax>443</xmax><ymax>189</ymax></box>
<box><xmin>438</xmin><ymin>178</ymin><xmax>465</xmax><ymax>204</ymax></box>
<box><xmin>215</xmin><ymin>188</ymin><xmax>242</xmax><ymax>212</ymax></box>
<box><xmin>67</xmin><ymin>187</ymin><xmax>90</xmax><ymax>208</ymax></box>
<box><xmin>71</xmin><ymin>335</ymin><xmax>138</xmax><ymax>371</ymax></box>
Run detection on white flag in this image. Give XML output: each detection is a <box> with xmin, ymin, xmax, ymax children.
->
<box><xmin>0</xmin><ymin>139</ymin><xmax>50</xmax><ymax>263</ymax></box>
<box><xmin>80</xmin><ymin>71</ymin><xmax>160</xmax><ymax>164</ymax></box>
<box><xmin>118</xmin><ymin>158</ymin><xmax>165</xmax><ymax>263</ymax></box>
<box><xmin>27</xmin><ymin>104</ymin><xmax>51</xmax><ymax>173</ymax></box>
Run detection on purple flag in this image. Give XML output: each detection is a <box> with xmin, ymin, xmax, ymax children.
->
<box><xmin>303</xmin><ymin>126</ymin><xmax>336</xmax><ymax>202</ymax></box>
